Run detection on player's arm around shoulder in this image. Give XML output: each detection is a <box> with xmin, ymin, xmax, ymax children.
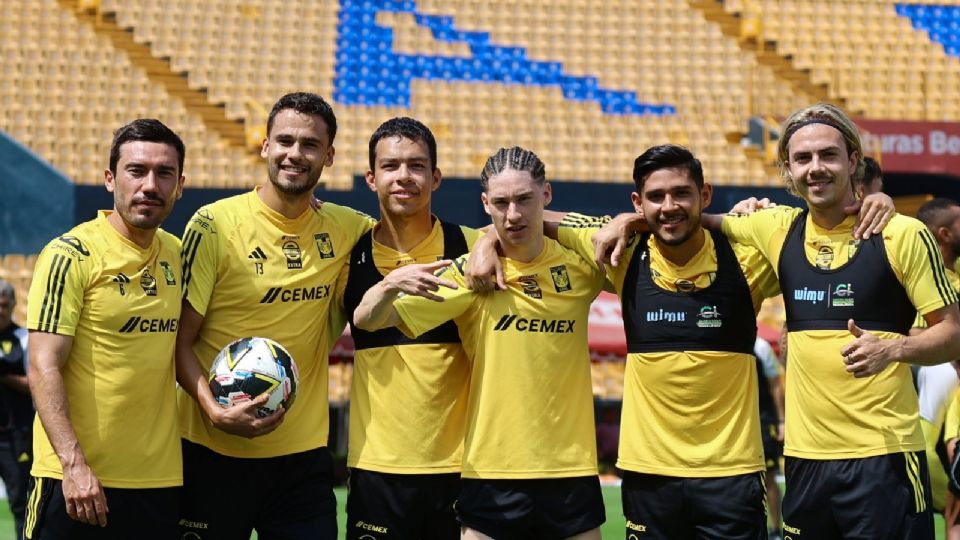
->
<box><xmin>353</xmin><ymin>258</ymin><xmax>459</xmax><ymax>332</ymax></box>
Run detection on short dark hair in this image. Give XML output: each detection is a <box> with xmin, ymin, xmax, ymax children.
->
<box><xmin>632</xmin><ymin>144</ymin><xmax>704</xmax><ymax>193</ymax></box>
<box><xmin>109</xmin><ymin>119</ymin><xmax>185</xmax><ymax>176</ymax></box>
<box><xmin>266</xmin><ymin>92</ymin><xmax>338</xmax><ymax>143</ymax></box>
<box><xmin>479</xmin><ymin>147</ymin><xmax>546</xmax><ymax>191</ymax></box>
<box><xmin>368</xmin><ymin>117</ymin><xmax>438</xmax><ymax>172</ymax></box>
<box><xmin>860</xmin><ymin>156</ymin><xmax>882</xmax><ymax>186</ymax></box>
<box><xmin>917</xmin><ymin>197</ymin><xmax>960</xmax><ymax>229</ymax></box>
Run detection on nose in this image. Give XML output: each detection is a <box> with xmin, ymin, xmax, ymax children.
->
<box><xmin>287</xmin><ymin>142</ymin><xmax>304</xmax><ymax>160</ymax></box>
<box><xmin>662</xmin><ymin>194</ymin><xmax>678</xmax><ymax>211</ymax></box>
<box><xmin>506</xmin><ymin>202</ymin><xmax>522</xmax><ymax>221</ymax></box>
<box><xmin>142</xmin><ymin>170</ymin><xmax>160</xmax><ymax>193</ymax></box>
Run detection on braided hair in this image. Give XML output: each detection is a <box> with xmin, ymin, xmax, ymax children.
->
<box><xmin>479</xmin><ymin>146</ymin><xmax>545</xmax><ymax>190</ymax></box>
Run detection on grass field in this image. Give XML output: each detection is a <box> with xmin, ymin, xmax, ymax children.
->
<box><xmin>0</xmin><ymin>487</ymin><xmax>946</xmax><ymax>539</ymax></box>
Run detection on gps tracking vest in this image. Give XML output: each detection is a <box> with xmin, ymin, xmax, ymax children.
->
<box><xmin>344</xmin><ymin>220</ymin><xmax>468</xmax><ymax>350</ymax></box>
<box><xmin>621</xmin><ymin>230</ymin><xmax>756</xmax><ymax>354</ymax></box>
<box><xmin>779</xmin><ymin>210</ymin><xmax>914</xmax><ymax>335</ymax></box>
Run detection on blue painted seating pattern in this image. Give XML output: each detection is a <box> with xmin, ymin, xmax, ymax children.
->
<box><xmin>896</xmin><ymin>3</ymin><xmax>960</xmax><ymax>57</ymax></box>
<box><xmin>334</xmin><ymin>0</ymin><xmax>675</xmax><ymax>116</ymax></box>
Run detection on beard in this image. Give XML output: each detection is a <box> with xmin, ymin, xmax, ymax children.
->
<box><xmin>267</xmin><ymin>161</ymin><xmax>321</xmax><ymax>196</ymax></box>
<box><xmin>646</xmin><ymin>211</ymin><xmax>701</xmax><ymax>247</ymax></box>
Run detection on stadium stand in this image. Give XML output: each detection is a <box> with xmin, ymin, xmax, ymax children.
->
<box><xmin>5</xmin><ymin>0</ymin><xmax>960</xmax><ymax>404</ymax></box>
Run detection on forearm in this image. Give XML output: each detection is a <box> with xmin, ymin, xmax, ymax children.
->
<box><xmin>353</xmin><ymin>280</ymin><xmax>402</xmax><ymax>331</ymax></box>
<box><xmin>771</xmin><ymin>379</ymin><xmax>786</xmax><ymax>421</ymax></box>
<box><xmin>29</xmin><ymin>362</ymin><xmax>87</xmax><ymax>471</ymax></box>
<box><xmin>897</xmin><ymin>320</ymin><xmax>960</xmax><ymax>366</ymax></box>
<box><xmin>175</xmin><ymin>344</ymin><xmax>222</xmax><ymax>420</ymax></box>
<box><xmin>701</xmin><ymin>213</ymin><xmax>725</xmax><ymax>231</ymax></box>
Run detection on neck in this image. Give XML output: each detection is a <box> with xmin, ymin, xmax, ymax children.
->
<box><xmin>259</xmin><ymin>184</ymin><xmax>311</xmax><ymax>219</ymax></box>
<box><xmin>655</xmin><ymin>228</ymin><xmax>705</xmax><ymax>266</ymax></box>
<box><xmin>106</xmin><ymin>211</ymin><xmax>155</xmax><ymax>249</ymax></box>
<box><xmin>502</xmin><ymin>235</ymin><xmax>544</xmax><ymax>264</ymax></box>
<box><xmin>374</xmin><ymin>210</ymin><xmax>434</xmax><ymax>251</ymax></box>
<box><xmin>808</xmin><ymin>193</ymin><xmax>856</xmax><ymax>230</ymax></box>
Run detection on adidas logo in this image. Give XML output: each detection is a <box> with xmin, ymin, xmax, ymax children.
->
<box><xmin>249</xmin><ymin>247</ymin><xmax>267</xmax><ymax>260</ymax></box>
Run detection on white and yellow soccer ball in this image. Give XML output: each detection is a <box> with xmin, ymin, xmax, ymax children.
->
<box><xmin>208</xmin><ymin>337</ymin><xmax>299</xmax><ymax>418</ymax></box>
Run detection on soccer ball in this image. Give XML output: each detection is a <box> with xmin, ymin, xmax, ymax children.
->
<box><xmin>208</xmin><ymin>337</ymin><xmax>299</xmax><ymax>418</ymax></box>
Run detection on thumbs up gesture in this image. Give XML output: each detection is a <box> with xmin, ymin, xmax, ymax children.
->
<box><xmin>840</xmin><ymin>319</ymin><xmax>894</xmax><ymax>378</ymax></box>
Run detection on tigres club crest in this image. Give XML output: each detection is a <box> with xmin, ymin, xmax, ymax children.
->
<box><xmin>815</xmin><ymin>245</ymin><xmax>834</xmax><ymax>270</ymax></box>
<box><xmin>283</xmin><ymin>239</ymin><xmax>303</xmax><ymax>269</ymax></box>
<box><xmin>518</xmin><ymin>275</ymin><xmax>542</xmax><ymax>299</ymax></box>
<box><xmin>550</xmin><ymin>265</ymin><xmax>572</xmax><ymax>292</ymax></box>
<box><xmin>159</xmin><ymin>261</ymin><xmax>176</xmax><ymax>285</ymax></box>
<box><xmin>140</xmin><ymin>269</ymin><xmax>158</xmax><ymax>296</ymax></box>
<box><xmin>314</xmin><ymin>233</ymin><xmax>335</xmax><ymax>259</ymax></box>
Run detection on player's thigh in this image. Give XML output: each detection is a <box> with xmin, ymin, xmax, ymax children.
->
<box><xmin>255</xmin><ymin>446</ymin><xmax>338</xmax><ymax>540</ymax></box>
<box><xmin>345</xmin><ymin>469</ymin><xmax>459</xmax><ymax>540</ymax></box>
<box><xmin>688</xmin><ymin>472</ymin><xmax>767</xmax><ymax>540</ymax></box>
<box><xmin>620</xmin><ymin>471</ymin><xmax>687</xmax><ymax>540</ymax></box>
<box><xmin>99</xmin><ymin>486</ymin><xmax>178</xmax><ymax>540</ymax></box>
<box><xmin>179</xmin><ymin>439</ymin><xmax>255</xmax><ymax>540</ymax></box>
<box><xmin>831</xmin><ymin>452</ymin><xmax>933</xmax><ymax>540</ymax></box>
<box><xmin>782</xmin><ymin>457</ymin><xmax>842</xmax><ymax>539</ymax></box>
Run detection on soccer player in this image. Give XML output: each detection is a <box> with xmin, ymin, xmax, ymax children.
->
<box><xmin>755</xmin><ymin>335</ymin><xmax>785</xmax><ymax>540</ymax></box>
<box><xmin>24</xmin><ymin>119</ymin><xmax>186</xmax><ymax>539</ymax></box>
<box><xmin>855</xmin><ymin>156</ymin><xmax>884</xmax><ymax>198</ymax></box>
<box><xmin>713</xmin><ymin>103</ymin><xmax>960</xmax><ymax>538</ymax></box>
<box><xmin>335</xmin><ymin>117</ymin><xmax>480</xmax><ymax>539</ymax></box>
<box><xmin>0</xmin><ymin>280</ymin><xmax>31</xmax><ymax>540</ymax></box>
<box><xmin>175</xmin><ymin>92</ymin><xmax>373</xmax><ymax>539</ymax></box>
<box><xmin>354</xmin><ymin>147</ymin><xmax>608</xmax><ymax>540</ymax></box>
<box><xmin>913</xmin><ymin>198</ymin><xmax>960</xmax><ymax>525</ymax></box>
<box><xmin>553</xmin><ymin>144</ymin><xmax>781</xmax><ymax>539</ymax></box>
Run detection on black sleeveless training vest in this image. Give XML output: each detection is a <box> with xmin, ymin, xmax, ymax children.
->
<box><xmin>344</xmin><ymin>220</ymin><xmax>469</xmax><ymax>350</ymax></box>
<box><xmin>779</xmin><ymin>210</ymin><xmax>915</xmax><ymax>335</ymax></box>
<box><xmin>621</xmin><ymin>230</ymin><xmax>757</xmax><ymax>355</ymax></box>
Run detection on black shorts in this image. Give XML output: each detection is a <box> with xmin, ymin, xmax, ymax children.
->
<box><xmin>782</xmin><ymin>452</ymin><xmax>934</xmax><ymax>539</ymax></box>
<box><xmin>456</xmin><ymin>476</ymin><xmax>604</xmax><ymax>540</ymax></box>
<box><xmin>760</xmin><ymin>417</ymin><xmax>783</xmax><ymax>472</ymax></box>
<box><xmin>345</xmin><ymin>468</ymin><xmax>459</xmax><ymax>540</ymax></box>
<box><xmin>179</xmin><ymin>439</ymin><xmax>337</xmax><ymax>540</ymax></box>
<box><xmin>23</xmin><ymin>476</ymin><xmax>178</xmax><ymax>540</ymax></box>
<box><xmin>621</xmin><ymin>470</ymin><xmax>767</xmax><ymax>540</ymax></box>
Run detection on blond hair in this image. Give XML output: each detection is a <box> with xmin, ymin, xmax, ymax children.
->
<box><xmin>777</xmin><ymin>103</ymin><xmax>864</xmax><ymax>195</ymax></box>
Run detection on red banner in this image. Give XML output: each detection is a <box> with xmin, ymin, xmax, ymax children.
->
<box><xmin>856</xmin><ymin>119</ymin><xmax>960</xmax><ymax>175</ymax></box>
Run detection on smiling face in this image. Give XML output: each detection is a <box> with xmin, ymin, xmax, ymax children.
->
<box><xmin>261</xmin><ymin>109</ymin><xmax>335</xmax><ymax>197</ymax></box>
<box><xmin>481</xmin><ymin>168</ymin><xmax>551</xmax><ymax>258</ymax></box>
<box><xmin>786</xmin><ymin>123</ymin><xmax>858</xmax><ymax>211</ymax></box>
<box><xmin>366</xmin><ymin>135</ymin><xmax>440</xmax><ymax>220</ymax></box>
<box><xmin>633</xmin><ymin>166</ymin><xmax>710</xmax><ymax>248</ymax></box>
<box><xmin>104</xmin><ymin>140</ymin><xmax>185</xmax><ymax>232</ymax></box>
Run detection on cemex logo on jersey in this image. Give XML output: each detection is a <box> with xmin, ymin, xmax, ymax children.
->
<box><xmin>259</xmin><ymin>284</ymin><xmax>333</xmax><ymax>304</ymax></box>
<box><xmin>493</xmin><ymin>314</ymin><xmax>575</xmax><ymax>333</ymax></box>
<box><xmin>696</xmin><ymin>305</ymin><xmax>722</xmax><ymax>328</ymax></box>
<box><xmin>118</xmin><ymin>316</ymin><xmax>178</xmax><ymax>333</ymax></box>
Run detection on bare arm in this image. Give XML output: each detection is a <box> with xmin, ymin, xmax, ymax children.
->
<box><xmin>767</xmin><ymin>375</ymin><xmax>786</xmax><ymax>441</ymax></box>
<box><xmin>354</xmin><ymin>260</ymin><xmax>456</xmax><ymax>331</ymax></box>
<box><xmin>841</xmin><ymin>304</ymin><xmax>960</xmax><ymax>377</ymax></box>
<box><xmin>29</xmin><ymin>331</ymin><xmax>108</xmax><ymax>527</ymax></box>
<box><xmin>175</xmin><ymin>301</ymin><xmax>283</xmax><ymax>438</ymax></box>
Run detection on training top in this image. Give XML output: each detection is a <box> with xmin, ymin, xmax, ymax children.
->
<box><xmin>180</xmin><ymin>188</ymin><xmax>372</xmax><ymax>458</ymax></box>
<box><xmin>723</xmin><ymin>207</ymin><xmax>958</xmax><ymax>459</ymax></box>
<box><xmin>393</xmin><ymin>238</ymin><xmax>605</xmax><ymax>479</ymax></box>
<box><xmin>27</xmin><ymin>212</ymin><xmax>182</xmax><ymax>487</ymax></box>
<box><xmin>558</xmin><ymin>213</ymin><xmax>779</xmax><ymax>477</ymax></box>
<box><xmin>336</xmin><ymin>218</ymin><xmax>480</xmax><ymax>473</ymax></box>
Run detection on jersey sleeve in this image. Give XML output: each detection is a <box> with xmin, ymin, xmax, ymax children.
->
<box><xmin>731</xmin><ymin>242</ymin><xmax>781</xmax><ymax>306</ymax></box>
<box><xmin>325</xmin><ymin>202</ymin><xmax>376</xmax><ymax>246</ymax></box>
<box><xmin>460</xmin><ymin>225</ymin><xmax>484</xmax><ymax>250</ymax></box>
<box><xmin>180</xmin><ymin>206</ymin><xmax>220</xmax><ymax>316</ymax></box>
<box><xmin>393</xmin><ymin>255</ymin><xmax>476</xmax><ymax>338</ymax></box>
<box><xmin>890</xmin><ymin>220</ymin><xmax>960</xmax><ymax>318</ymax></box>
<box><xmin>26</xmin><ymin>237</ymin><xmax>91</xmax><ymax>336</ymax></box>
<box><xmin>721</xmin><ymin>206</ymin><xmax>798</xmax><ymax>258</ymax></box>
<box><xmin>555</xmin><ymin>213</ymin><xmax>610</xmax><ymax>266</ymax></box>
<box><xmin>944</xmin><ymin>392</ymin><xmax>960</xmax><ymax>443</ymax></box>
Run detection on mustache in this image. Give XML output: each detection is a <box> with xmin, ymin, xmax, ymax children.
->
<box><xmin>133</xmin><ymin>193</ymin><xmax>165</xmax><ymax>205</ymax></box>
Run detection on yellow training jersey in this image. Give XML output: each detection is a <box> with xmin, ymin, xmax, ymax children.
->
<box><xmin>558</xmin><ymin>213</ymin><xmax>780</xmax><ymax>477</ymax></box>
<box><xmin>393</xmin><ymin>238</ymin><xmax>605</xmax><ymax>479</ymax></box>
<box><xmin>334</xmin><ymin>219</ymin><xmax>481</xmax><ymax>474</ymax></box>
<box><xmin>179</xmin><ymin>188</ymin><xmax>373</xmax><ymax>458</ymax></box>
<box><xmin>914</xmin><ymin>268</ymin><xmax>960</xmax><ymax>329</ymax></box>
<box><xmin>723</xmin><ymin>207</ymin><xmax>958</xmax><ymax>459</ymax></box>
<box><xmin>26</xmin><ymin>212</ymin><xmax>182</xmax><ymax>488</ymax></box>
